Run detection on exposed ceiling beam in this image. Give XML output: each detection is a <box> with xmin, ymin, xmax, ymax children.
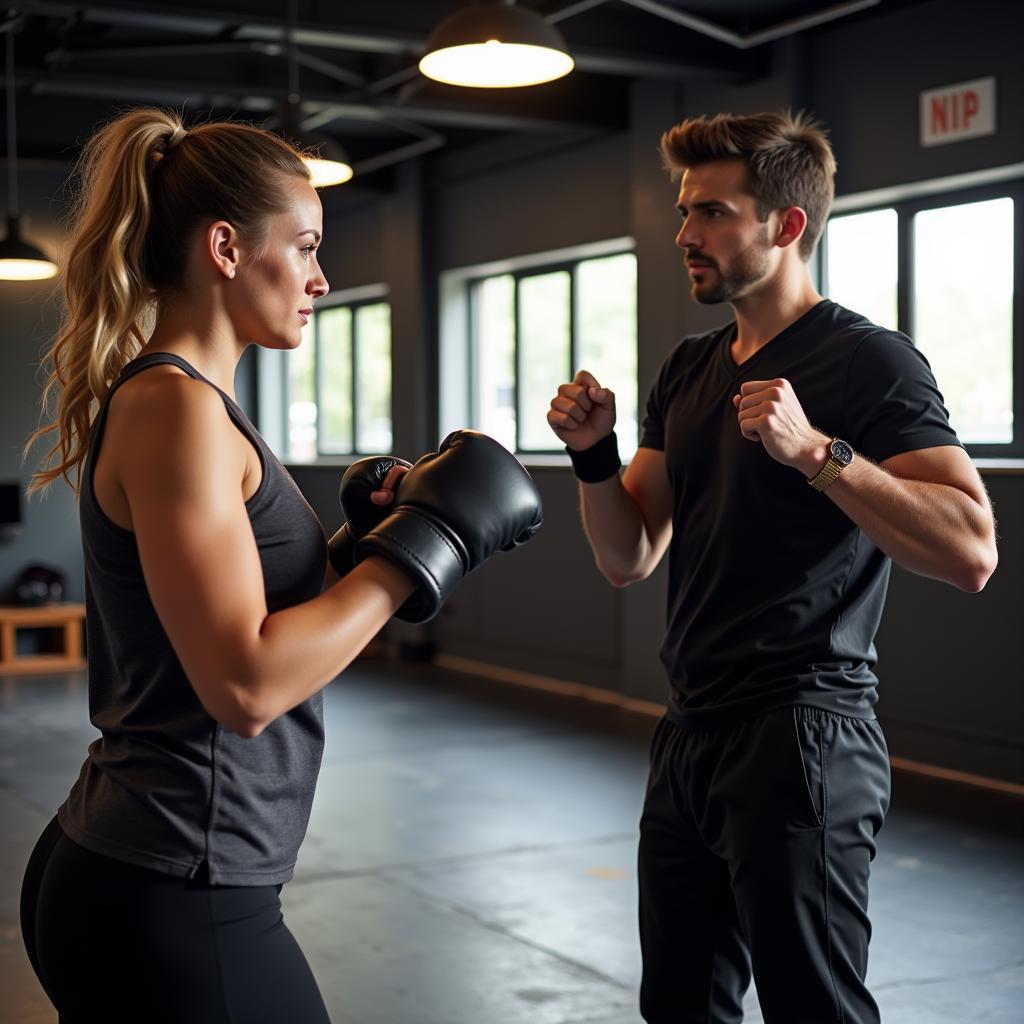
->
<box><xmin>18</xmin><ymin>0</ymin><xmax>235</xmax><ymax>35</ymax></box>
<box><xmin>547</xmin><ymin>0</ymin><xmax>613</xmax><ymax>24</ymax></box>
<box><xmin>19</xmin><ymin>70</ymin><xmax>609</xmax><ymax>134</ymax></box>
<box><xmin>353</xmin><ymin>135</ymin><xmax>447</xmax><ymax>177</ymax></box>
<box><xmin>620</xmin><ymin>0</ymin><xmax>882</xmax><ymax>49</ymax></box>
<box><xmin>292</xmin><ymin>49</ymin><xmax>366</xmax><ymax>90</ymax></box>
<box><xmin>572</xmin><ymin>46</ymin><xmax>745</xmax><ymax>80</ymax></box>
<box><xmin>14</xmin><ymin>0</ymin><xmax>751</xmax><ymax>79</ymax></box>
<box><xmin>46</xmin><ymin>40</ymin><xmax>282</xmax><ymax>64</ymax></box>
<box><xmin>47</xmin><ymin>39</ymin><xmax>365</xmax><ymax>92</ymax></box>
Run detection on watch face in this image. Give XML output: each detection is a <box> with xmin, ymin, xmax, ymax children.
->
<box><xmin>830</xmin><ymin>439</ymin><xmax>854</xmax><ymax>465</ymax></box>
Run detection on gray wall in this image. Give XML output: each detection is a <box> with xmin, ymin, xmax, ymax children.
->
<box><xmin>294</xmin><ymin>0</ymin><xmax>1023</xmax><ymax>784</ymax></box>
<box><xmin>2</xmin><ymin>0</ymin><xmax>1020</xmax><ymax>784</ymax></box>
<box><xmin>435</xmin><ymin>131</ymin><xmax>631</xmax><ymax>271</ymax></box>
<box><xmin>0</xmin><ymin>167</ymin><xmax>261</xmax><ymax>602</ymax></box>
<box><xmin>811</xmin><ymin>0</ymin><xmax>1024</xmax><ymax>195</ymax></box>
<box><xmin>0</xmin><ymin>169</ymin><xmax>80</xmax><ymax>602</ymax></box>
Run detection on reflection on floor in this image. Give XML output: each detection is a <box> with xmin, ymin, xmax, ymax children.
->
<box><xmin>2</xmin><ymin>659</ymin><xmax>1022</xmax><ymax>1023</ymax></box>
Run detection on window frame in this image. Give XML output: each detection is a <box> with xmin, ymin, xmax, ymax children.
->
<box><xmin>823</xmin><ymin>179</ymin><xmax>1022</xmax><ymax>459</ymax></box>
<box><xmin>312</xmin><ymin>296</ymin><xmax>393</xmax><ymax>457</ymax></box>
<box><xmin>274</xmin><ymin>286</ymin><xmax>392</xmax><ymax>463</ymax></box>
<box><xmin>462</xmin><ymin>248</ymin><xmax>637</xmax><ymax>456</ymax></box>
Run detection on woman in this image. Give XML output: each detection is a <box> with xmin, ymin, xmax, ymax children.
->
<box><xmin>19</xmin><ymin>108</ymin><xmax>540</xmax><ymax>1023</ymax></box>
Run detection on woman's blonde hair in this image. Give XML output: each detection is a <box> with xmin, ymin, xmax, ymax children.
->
<box><xmin>26</xmin><ymin>107</ymin><xmax>310</xmax><ymax>495</ymax></box>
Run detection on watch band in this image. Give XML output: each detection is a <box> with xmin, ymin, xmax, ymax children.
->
<box><xmin>808</xmin><ymin>458</ymin><xmax>844</xmax><ymax>492</ymax></box>
<box><xmin>808</xmin><ymin>438</ymin><xmax>853</xmax><ymax>493</ymax></box>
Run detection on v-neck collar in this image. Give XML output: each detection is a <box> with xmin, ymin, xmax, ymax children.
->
<box><xmin>720</xmin><ymin>299</ymin><xmax>832</xmax><ymax>377</ymax></box>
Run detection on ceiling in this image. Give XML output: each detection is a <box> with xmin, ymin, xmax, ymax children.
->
<box><xmin>2</xmin><ymin>0</ymin><xmax>924</xmax><ymax>196</ymax></box>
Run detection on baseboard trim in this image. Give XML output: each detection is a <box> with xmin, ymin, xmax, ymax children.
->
<box><xmin>888</xmin><ymin>756</ymin><xmax>1024</xmax><ymax>797</ymax></box>
<box><xmin>432</xmin><ymin>653</ymin><xmax>1024</xmax><ymax>798</ymax></box>
<box><xmin>431</xmin><ymin>652</ymin><xmax>666</xmax><ymax>718</ymax></box>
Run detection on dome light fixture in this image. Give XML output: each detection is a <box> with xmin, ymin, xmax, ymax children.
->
<box><xmin>299</xmin><ymin>132</ymin><xmax>354</xmax><ymax>188</ymax></box>
<box><xmin>281</xmin><ymin>0</ymin><xmax>353</xmax><ymax>187</ymax></box>
<box><xmin>0</xmin><ymin>215</ymin><xmax>58</xmax><ymax>281</ymax></box>
<box><xmin>0</xmin><ymin>27</ymin><xmax>57</xmax><ymax>282</ymax></box>
<box><xmin>419</xmin><ymin>1</ymin><xmax>574</xmax><ymax>89</ymax></box>
<box><xmin>279</xmin><ymin>95</ymin><xmax>354</xmax><ymax>188</ymax></box>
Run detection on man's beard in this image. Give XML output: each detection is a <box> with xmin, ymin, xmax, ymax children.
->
<box><xmin>689</xmin><ymin>230</ymin><xmax>772</xmax><ymax>304</ymax></box>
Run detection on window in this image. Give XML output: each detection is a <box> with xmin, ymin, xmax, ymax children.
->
<box><xmin>443</xmin><ymin>245</ymin><xmax>638</xmax><ymax>459</ymax></box>
<box><xmin>823</xmin><ymin>182</ymin><xmax>1021</xmax><ymax>456</ymax></box>
<box><xmin>913</xmin><ymin>199</ymin><xmax>1013</xmax><ymax>445</ymax></box>
<box><xmin>282</xmin><ymin>296</ymin><xmax>393</xmax><ymax>461</ymax></box>
<box><xmin>824</xmin><ymin>208</ymin><xmax>898</xmax><ymax>332</ymax></box>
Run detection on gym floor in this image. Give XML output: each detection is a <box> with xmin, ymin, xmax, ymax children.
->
<box><xmin>2</xmin><ymin>658</ymin><xmax>1021</xmax><ymax>1024</ymax></box>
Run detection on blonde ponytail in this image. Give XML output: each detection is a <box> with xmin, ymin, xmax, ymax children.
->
<box><xmin>26</xmin><ymin>108</ymin><xmax>310</xmax><ymax>495</ymax></box>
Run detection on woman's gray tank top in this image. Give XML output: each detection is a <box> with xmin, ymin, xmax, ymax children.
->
<box><xmin>58</xmin><ymin>353</ymin><xmax>328</xmax><ymax>885</ymax></box>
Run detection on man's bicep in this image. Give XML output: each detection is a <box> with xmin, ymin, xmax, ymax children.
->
<box><xmin>622</xmin><ymin>446</ymin><xmax>674</xmax><ymax>567</ymax></box>
<box><xmin>880</xmin><ymin>444</ymin><xmax>989</xmax><ymax>505</ymax></box>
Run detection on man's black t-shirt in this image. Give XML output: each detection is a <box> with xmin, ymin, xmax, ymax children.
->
<box><xmin>640</xmin><ymin>300</ymin><xmax>960</xmax><ymax>728</ymax></box>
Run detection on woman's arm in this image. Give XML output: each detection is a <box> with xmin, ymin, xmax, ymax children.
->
<box><xmin>115</xmin><ymin>374</ymin><xmax>413</xmax><ymax>738</ymax></box>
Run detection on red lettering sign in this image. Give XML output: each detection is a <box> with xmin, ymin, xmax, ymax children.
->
<box><xmin>921</xmin><ymin>78</ymin><xmax>995</xmax><ymax>147</ymax></box>
<box><xmin>964</xmin><ymin>89</ymin><xmax>979</xmax><ymax>128</ymax></box>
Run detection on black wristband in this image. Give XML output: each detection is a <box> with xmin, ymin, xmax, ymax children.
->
<box><xmin>566</xmin><ymin>432</ymin><xmax>621</xmax><ymax>483</ymax></box>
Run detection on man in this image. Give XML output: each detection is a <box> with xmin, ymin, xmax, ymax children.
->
<box><xmin>547</xmin><ymin>111</ymin><xmax>997</xmax><ymax>1024</ymax></box>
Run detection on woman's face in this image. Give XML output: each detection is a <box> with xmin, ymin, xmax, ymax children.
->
<box><xmin>229</xmin><ymin>176</ymin><xmax>329</xmax><ymax>350</ymax></box>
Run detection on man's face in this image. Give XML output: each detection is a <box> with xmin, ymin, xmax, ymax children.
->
<box><xmin>674</xmin><ymin>159</ymin><xmax>776</xmax><ymax>304</ymax></box>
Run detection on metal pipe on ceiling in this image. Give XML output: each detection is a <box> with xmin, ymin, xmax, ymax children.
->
<box><xmin>619</xmin><ymin>0</ymin><xmax>882</xmax><ymax>50</ymax></box>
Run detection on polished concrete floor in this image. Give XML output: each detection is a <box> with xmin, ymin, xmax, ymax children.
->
<box><xmin>2</xmin><ymin>658</ymin><xmax>1022</xmax><ymax>1023</ymax></box>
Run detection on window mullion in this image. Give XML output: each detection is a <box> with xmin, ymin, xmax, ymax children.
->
<box><xmin>513</xmin><ymin>274</ymin><xmax>522</xmax><ymax>453</ymax></box>
<box><xmin>351</xmin><ymin>304</ymin><xmax>359</xmax><ymax>454</ymax></box>
<box><xmin>897</xmin><ymin>206</ymin><xmax>912</xmax><ymax>339</ymax></box>
<box><xmin>281</xmin><ymin>343</ymin><xmax>291</xmax><ymax>461</ymax></box>
<box><xmin>570</xmin><ymin>264</ymin><xmax>578</xmax><ymax>382</ymax></box>
<box><xmin>1014</xmin><ymin>187</ymin><xmax>1023</xmax><ymax>452</ymax></box>
<box><xmin>468</xmin><ymin>282</ymin><xmax>478</xmax><ymax>430</ymax></box>
<box><xmin>313</xmin><ymin>312</ymin><xmax>322</xmax><ymax>457</ymax></box>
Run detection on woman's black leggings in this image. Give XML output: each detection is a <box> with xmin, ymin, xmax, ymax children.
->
<box><xmin>20</xmin><ymin>816</ymin><xmax>331</xmax><ymax>1024</ymax></box>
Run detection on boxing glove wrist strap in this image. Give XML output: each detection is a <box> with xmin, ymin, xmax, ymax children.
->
<box><xmin>327</xmin><ymin>524</ymin><xmax>356</xmax><ymax>578</ymax></box>
<box><xmin>566</xmin><ymin>432</ymin><xmax>621</xmax><ymax>483</ymax></box>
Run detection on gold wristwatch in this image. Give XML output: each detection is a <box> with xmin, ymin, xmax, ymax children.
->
<box><xmin>808</xmin><ymin>438</ymin><xmax>854</xmax><ymax>492</ymax></box>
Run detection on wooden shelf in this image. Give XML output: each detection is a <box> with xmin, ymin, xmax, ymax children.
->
<box><xmin>0</xmin><ymin>603</ymin><xmax>86</xmax><ymax>675</ymax></box>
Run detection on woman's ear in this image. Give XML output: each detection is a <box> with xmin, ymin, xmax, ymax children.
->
<box><xmin>207</xmin><ymin>220</ymin><xmax>240</xmax><ymax>280</ymax></box>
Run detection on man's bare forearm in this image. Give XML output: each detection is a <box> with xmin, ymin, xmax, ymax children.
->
<box><xmin>578</xmin><ymin>476</ymin><xmax>657</xmax><ymax>586</ymax></box>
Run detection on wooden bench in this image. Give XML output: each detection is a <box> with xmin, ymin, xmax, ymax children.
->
<box><xmin>0</xmin><ymin>603</ymin><xmax>86</xmax><ymax>674</ymax></box>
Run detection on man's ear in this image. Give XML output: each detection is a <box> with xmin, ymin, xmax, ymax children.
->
<box><xmin>775</xmin><ymin>206</ymin><xmax>808</xmax><ymax>251</ymax></box>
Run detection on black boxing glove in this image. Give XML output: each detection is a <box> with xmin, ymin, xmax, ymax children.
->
<box><xmin>354</xmin><ymin>429</ymin><xmax>543</xmax><ymax>623</ymax></box>
<box><xmin>326</xmin><ymin>455</ymin><xmax>413</xmax><ymax>578</ymax></box>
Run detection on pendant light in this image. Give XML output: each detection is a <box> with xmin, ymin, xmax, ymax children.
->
<box><xmin>283</xmin><ymin>0</ymin><xmax>352</xmax><ymax>187</ymax></box>
<box><xmin>420</xmin><ymin>1</ymin><xmax>574</xmax><ymax>88</ymax></box>
<box><xmin>0</xmin><ymin>26</ymin><xmax>57</xmax><ymax>281</ymax></box>
<box><xmin>299</xmin><ymin>132</ymin><xmax>353</xmax><ymax>188</ymax></box>
<box><xmin>282</xmin><ymin>96</ymin><xmax>354</xmax><ymax>188</ymax></box>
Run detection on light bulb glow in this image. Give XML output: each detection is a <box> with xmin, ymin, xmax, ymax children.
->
<box><xmin>0</xmin><ymin>257</ymin><xmax>58</xmax><ymax>281</ymax></box>
<box><xmin>419</xmin><ymin>41</ymin><xmax>574</xmax><ymax>88</ymax></box>
<box><xmin>304</xmin><ymin>156</ymin><xmax>353</xmax><ymax>187</ymax></box>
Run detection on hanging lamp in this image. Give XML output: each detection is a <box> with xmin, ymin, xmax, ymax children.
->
<box><xmin>419</xmin><ymin>1</ymin><xmax>574</xmax><ymax>88</ymax></box>
<box><xmin>0</xmin><ymin>26</ymin><xmax>57</xmax><ymax>281</ymax></box>
<box><xmin>298</xmin><ymin>130</ymin><xmax>353</xmax><ymax>188</ymax></box>
<box><xmin>283</xmin><ymin>0</ymin><xmax>352</xmax><ymax>187</ymax></box>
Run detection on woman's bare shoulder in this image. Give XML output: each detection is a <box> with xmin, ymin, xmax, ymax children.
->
<box><xmin>105</xmin><ymin>366</ymin><xmax>239</xmax><ymax>485</ymax></box>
